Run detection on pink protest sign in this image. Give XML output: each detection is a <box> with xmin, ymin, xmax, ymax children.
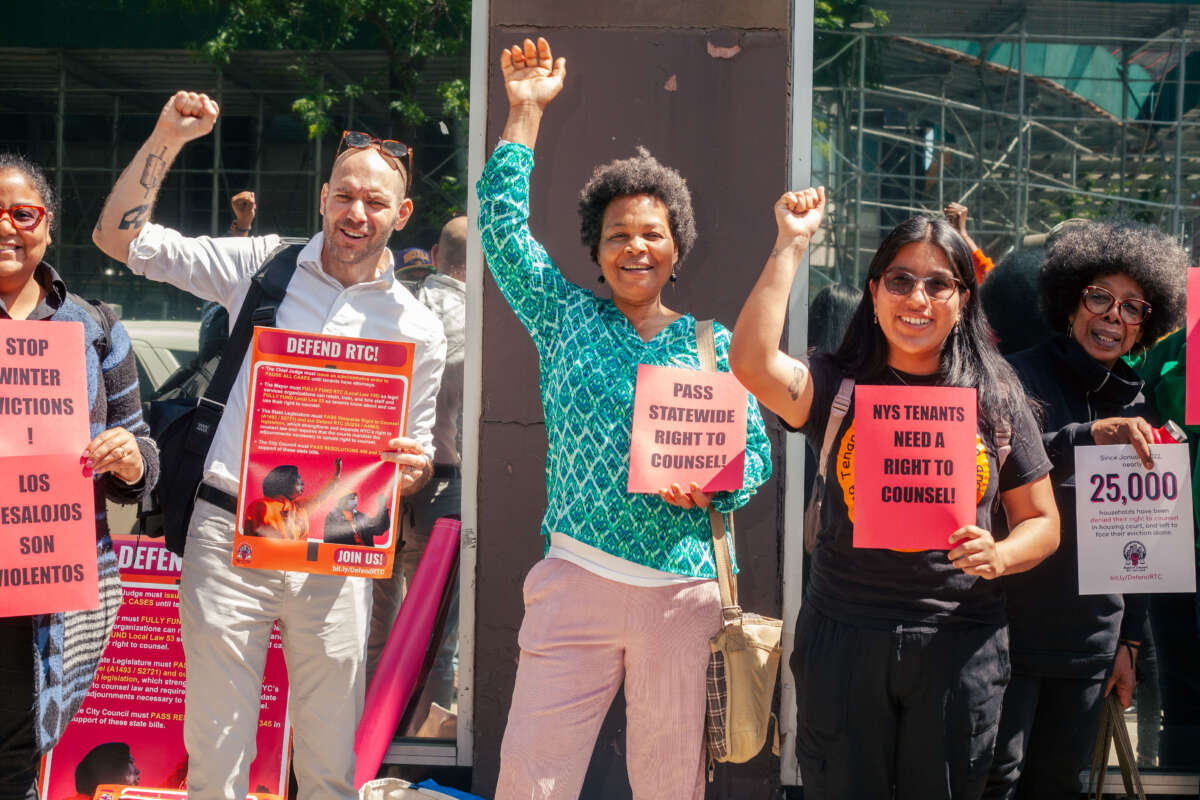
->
<box><xmin>628</xmin><ymin>364</ymin><xmax>748</xmax><ymax>494</ymax></box>
<box><xmin>39</xmin><ymin>537</ymin><xmax>291</xmax><ymax>798</ymax></box>
<box><xmin>853</xmin><ymin>385</ymin><xmax>977</xmax><ymax>550</ymax></box>
<box><xmin>1187</xmin><ymin>269</ymin><xmax>1199</xmax><ymax>425</ymax></box>
<box><xmin>0</xmin><ymin>320</ymin><xmax>97</xmax><ymax>617</ymax></box>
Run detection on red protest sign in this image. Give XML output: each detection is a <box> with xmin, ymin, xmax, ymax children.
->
<box><xmin>627</xmin><ymin>364</ymin><xmax>748</xmax><ymax>494</ymax></box>
<box><xmin>233</xmin><ymin>328</ymin><xmax>414</xmax><ymax>578</ymax></box>
<box><xmin>0</xmin><ymin>320</ymin><xmax>97</xmax><ymax>616</ymax></box>
<box><xmin>1187</xmin><ymin>269</ymin><xmax>1199</xmax><ymax>425</ymax></box>
<box><xmin>853</xmin><ymin>385</ymin><xmax>977</xmax><ymax>550</ymax></box>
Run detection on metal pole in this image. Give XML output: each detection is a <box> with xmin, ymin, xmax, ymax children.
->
<box><xmin>255</xmin><ymin>94</ymin><xmax>264</xmax><ymax>200</ymax></box>
<box><xmin>55</xmin><ymin>53</ymin><xmax>65</xmax><ymax>265</ymax></box>
<box><xmin>782</xmin><ymin>0</ymin><xmax>815</xmax><ymax>785</ymax></box>
<box><xmin>1171</xmin><ymin>30</ymin><xmax>1187</xmax><ymax>237</ymax></box>
<box><xmin>211</xmin><ymin>71</ymin><xmax>223</xmax><ymax>236</ymax></box>
<box><xmin>1120</xmin><ymin>42</ymin><xmax>1129</xmax><ymax>197</ymax></box>
<box><xmin>854</xmin><ymin>32</ymin><xmax>866</xmax><ymax>283</ymax></box>
<box><xmin>938</xmin><ymin>82</ymin><xmax>947</xmax><ymax>210</ymax></box>
<box><xmin>1014</xmin><ymin>17</ymin><xmax>1026</xmax><ymax>249</ymax></box>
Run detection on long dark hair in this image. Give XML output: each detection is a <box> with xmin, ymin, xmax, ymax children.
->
<box><xmin>832</xmin><ymin>216</ymin><xmax>1028</xmax><ymax>436</ymax></box>
<box><xmin>262</xmin><ymin>465</ymin><xmax>301</xmax><ymax>498</ymax></box>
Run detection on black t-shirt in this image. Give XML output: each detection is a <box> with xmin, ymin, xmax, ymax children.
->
<box><xmin>789</xmin><ymin>353</ymin><xmax>1052</xmax><ymax>629</ymax></box>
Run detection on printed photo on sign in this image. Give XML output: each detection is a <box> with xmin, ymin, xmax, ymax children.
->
<box><xmin>233</xmin><ymin>328</ymin><xmax>415</xmax><ymax>578</ymax></box>
<box><xmin>627</xmin><ymin>364</ymin><xmax>749</xmax><ymax>493</ymax></box>
<box><xmin>852</xmin><ymin>385</ymin><xmax>977</xmax><ymax>550</ymax></box>
<box><xmin>0</xmin><ymin>320</ymin><xmax>98</xmax><ymax>617</ymax></box>
<box><xmin>1075</xmin><ymin>443</ymin><xmax>1196</xmax><ymax>594</ymax></box>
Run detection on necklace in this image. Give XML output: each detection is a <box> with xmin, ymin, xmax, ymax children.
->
<box><xmin>888</xmin><ymin>366</ymin><xmax>911</xmax><ymax>386</ymax></box>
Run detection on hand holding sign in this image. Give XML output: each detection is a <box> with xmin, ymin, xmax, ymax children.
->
<box><xmin>947</xmin><ymin>525</ymin><xmax>1005</xmax><ymax>579</ymax></box>
<box><xmin>83</xmin><ymin>425</ymin><xmax>144</xmax><ymax>484</ymax></box>
<box><xmin>1091</xmin><ymin>416</ymin><xmax>1156</xmax><ymax>470</ymax></box>
<box><xmin>659</xmin><ymin>481</ymin><xmax>712</xmax><ymax>510</ymax></box>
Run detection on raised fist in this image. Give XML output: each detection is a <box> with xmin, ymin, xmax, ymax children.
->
<box><xmin>156</xmin><ymin>91</ymin><xmax>220</xmax><ymax>146</ymax></box>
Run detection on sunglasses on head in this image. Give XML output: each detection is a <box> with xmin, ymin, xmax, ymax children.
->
<box><xmin>336</xmin><ymin>130</ymin><xmax>413</xmax><ymax>193</ymax></box>
<box><xmin>0</xmin><ymin>205</ymin><xmax>45</xmax><ymax>230</ymax></box>
<box><xmin>1080</xmin><ymin>285</ymin><xmax>1151</xmax><ymax>326</ymax></box>
<box><xmin>880</xmin><ymin>269</ymin><xmax>963</xmax><ymax>302</ymax></box>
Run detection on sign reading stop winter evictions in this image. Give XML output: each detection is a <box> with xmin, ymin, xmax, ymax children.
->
<box><xmin>1186</xmin><ymin>269</ymin><xmax>1200</xmax><ymax>425</ymax></box>
<box><xmin>233</xmin><ymin>328</ymin><xmax>414</xmax><ymax>578</ymax></box>
<box><xmin>853</xmin><ymin>385</ymin><xmax>977</xmax><ymax>550</ymax></box>
<box><xmin>628</xmin><ymin>364</ymin><xmax>749</xmax><ymax>494</ymax></box>
<box><xmin>0</xmin><ymin>320</ymin><xmax>97</xmax><ymax>616</ymax></box>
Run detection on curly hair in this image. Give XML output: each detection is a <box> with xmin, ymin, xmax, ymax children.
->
<box><xmin>262</xmin><ymin>465</ymin><xmax>301</xmax><ymax>498</ymax></box>
<box><xmin>0</xmin><ymin>152</ymin><xmax>58</xmax><ymax>233</ymax></box>
<box><xmin>1039</xmin><ymin>219</ymin><xmax>1187</xmax><ymax>349</ymax></box>
<box><xmin>578</xmin><ymin>146</ymin><xmax>697</xmax><ymax>268</ymax></box>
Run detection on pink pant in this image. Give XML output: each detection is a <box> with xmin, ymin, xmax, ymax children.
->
<box><xmin>495</xmin><ymin>558</ymin><xmax>721</xmax><ymax>800</ymax></box>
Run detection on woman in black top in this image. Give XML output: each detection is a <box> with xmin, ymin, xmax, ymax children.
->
<box><xmin>985</xmin><ymin>220</ymin><xmax>1186</xmax><ymax>800</ymax></box>
<box><xmin>731</xmin><ymin>189</ymin><xmax>1060</xmax><ymax>800</ymax></box>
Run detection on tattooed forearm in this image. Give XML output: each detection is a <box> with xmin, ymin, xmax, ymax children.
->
<box><xmin>787</xmin><ymin>363</ymin><xmax>809</xmax><ymax>401</ymax></box>
<box><xmin>138</xmin><ymin>147</ymin><xmax>167</xmax><ymax>198</ymax></box>
<box><xmin>118</xmin><ymin>204</ymin><xmax>150</xmax><ymax>231</ymax></box>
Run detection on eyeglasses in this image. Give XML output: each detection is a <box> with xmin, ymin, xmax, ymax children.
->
<box><xmin>336</xmin><ymin>130</ymin><xmax>412</xmax><ymax>193</ymax></box>
<box><xmin>0</xmin><ymin>205</ymin><xmax>45</xmax><ymax>230</ymax></box>
<box><xmin>880</xmin><ymin>269</ymin><xmax>963</xmax><ymax>302</ymax></box>
<box><xmin>1080</xmin><ymin>285</ymin><xmax>1151</xmax><ymax>325</ymax></box>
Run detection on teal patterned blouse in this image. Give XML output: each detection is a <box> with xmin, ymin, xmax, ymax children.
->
<box><xmin>477</xmin><ymin>142</ymin><xmax>772</xmax><ymax>578</ymax></box>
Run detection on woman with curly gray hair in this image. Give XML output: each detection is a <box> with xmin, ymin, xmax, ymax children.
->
<box><xmin>986</xmin><ymin>219</ymin><xmax>1186</xmax><ymax>799</ymax></box>
<box><xmin>476</xmin><ymin>38</ymin><xmax>771</xmax><ymax>799</ymax></box>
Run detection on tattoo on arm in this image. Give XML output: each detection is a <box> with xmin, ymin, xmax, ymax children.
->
<box><xmin>139</xmin><ymin>148</ymin><xmax>167</xmax><ymax>198</ymax></box>
<box><xmin>787</xmin><ymin>363</ymin><xmax>808</xmax><ymax>402</ymax></box>
<box><xmin>118</xmin><ymin>205</ymin><xmax>150</xmax><ymax>231</ymax></box>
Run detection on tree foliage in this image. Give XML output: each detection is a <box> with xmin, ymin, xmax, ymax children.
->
<box><xmin>196</xmin><ymin>0</ymin><xmax>471</xmax><ymax>138</ymax></box>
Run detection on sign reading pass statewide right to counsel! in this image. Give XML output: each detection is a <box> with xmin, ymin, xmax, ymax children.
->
<box><xmin>0</xmin><ymin>319</ymin><xmax>98</xmax><ymax>617</ymax></box>
<box><xmin>853</xmin><ymin>385</ymin><xmax>977</xmax><ymax>550</ymax></box>
<box><xmin>1075</xmin><ymin>443</ymin><xmax>1196</xmax><ymax>594</ymax></box>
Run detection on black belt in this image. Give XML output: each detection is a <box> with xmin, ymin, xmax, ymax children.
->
<box><xmin>197</xmin><ymin>482</ymin><xmax>238</xmax><ymax>515</ymax></box>
<box><xmin>433</xmin><ymin>464</ymin><xmax>461</xmax><ymax>479</ymax></box>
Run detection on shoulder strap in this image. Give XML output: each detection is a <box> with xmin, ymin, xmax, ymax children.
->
<box><xmin>199</xmin><ymin>242</ymin><xmax>302</xmax><ymax>410</ymax></box>
<box><xmin>67</xmin><ymin>292</ymin><xmax>112</xmax><ymax>363</ymax></box>
<box><xmin>696</xmin><ymin>319</ymin><xmax>740</xmax><ymax>616</ymax></box>
<box><xmin>816</xmin><ymin>377</ymin><xmax>854</xmax><ymax>480</ymax></box>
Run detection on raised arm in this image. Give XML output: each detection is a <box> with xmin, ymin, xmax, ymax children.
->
<box><xmin>499</xmin><ymin>37</ymin><xmax>566</xmax><ymax>149</ymax></box>
<box><xmin>92</xmin><ymin>91</ymin><xmax>219</xmax><ymax>262</ymax></box>
<box><xmin>729</xmin><ymin>187</ymin><xmax>826</xmax><ymax>430</ymax></box>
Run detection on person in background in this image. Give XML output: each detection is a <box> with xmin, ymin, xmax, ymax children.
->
<box><xmin>479</xmin><ymin>39</ymin><xmax>771</xmax><ymax>799</ymax></box>
<box><xmin>68</xmin><ymin>742</ymin><xmax>141</xmax><ymax>799</ymax></box>
<box><xmin>0</xmin><ymin>153</ymin><xmax>159</xmax><ymax>799</ymax></box>
<box><xmin>91</xmin><ymin>90</ymin><xmax>445</xmax><ymax>800</ymax></box>
<box><xmin>985</xmin><ymin>219</ymin><xmax>1185</xmax><ymax>799</ymax></box>
<box><xmin>366</xmin><ymin>216</ymin><xmax>467</xmax><ymax>732</ymax></box>
<box><xmin>732</xmin><ymin>194</ymin><xmax>1059</xmax><ymax>799</ymax></box>
<box><xmin>980</xmin><ymin>248</ymin><xmax>1053</xmax><ymax>355</ymax></box>
<box><xmin>945</xmin><ymin>202</ymin><xmax>993</xmax><ymax>284</ymax></box>
<box><xmin>323</xmin><ymin>491</ymin><xmax>391</xmax><ymax>547</ymax></box>
<box><xmin>230</xmin><ymin>190</ymin><xmax>255</xmax><ymax>237</ymax></box>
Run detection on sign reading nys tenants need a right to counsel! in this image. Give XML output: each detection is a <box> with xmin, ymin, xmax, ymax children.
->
<box><xmin>853</xmin><ymin>385</ymin><xmax>977</xmax><ymax>550</ymax></box>
<box><xmin>1075</xmin><ymin>443</ymin><xmax>1196</xmax><ymax>594</ymax></box>
<box><xmin>627</xmin><ymin>364</ymin><xmax>748</xmax><ymax>494</ymax></box>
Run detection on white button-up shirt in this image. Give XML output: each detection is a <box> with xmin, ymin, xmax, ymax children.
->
<box><xmin>127</xmin><ymin>223</ymin><xmax>447</xmax><ymax>496</ymax></box>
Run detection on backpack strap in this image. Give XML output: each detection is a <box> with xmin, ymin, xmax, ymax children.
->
<box><xmin>817</xmin><ymin>377</ymin><xmax>854</xmax><ymax>482</ymax></box>
<box><xmin>67</xmin><ymin>292</ymin><xmax>113</xmax><ymax>363</ymax></box>
<box><xmin>184</xmin><ymin>243</ymin><xmax>301</xmax><ymax>455</ymax></box>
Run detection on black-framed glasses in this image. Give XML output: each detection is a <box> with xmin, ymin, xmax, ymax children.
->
<box><xmin>336</xmin><ymin>130</ymin><xmax>413</xmax><ymax>193</ymax></box>
<box><xmin>1081</xmin><ymin>285</ymin><xmax>1151</xmax><ymax>326</ymax></box>
<box><xmin>0</xmin><ymin>205</ymin><xmax>45</xmax><ymax>230</ymax></box>
<box><xmin>880</xmin><ymin>269</ymin><xmax>963</xmax><ymax>302</ymax></box>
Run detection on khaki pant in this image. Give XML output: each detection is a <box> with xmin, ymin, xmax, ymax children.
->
<box><xmin>180</xmin><ymin>497</ymin><xmax>371</xmax><ymax>799</ymax></box>
<box><xmin>496</xmin><ymin>558</ymin><xmax>719</xmax><ymax>800</ymax></box>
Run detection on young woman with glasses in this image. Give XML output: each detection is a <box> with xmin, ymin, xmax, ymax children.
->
<box><xmin>983</xmin><ymin>220</ymin><xmax>1186</xmax><ymax>800</ymax></box>
<box><xmin>730</xmin><ymin>200</ymin><xmax>1060</xmax><ymax>800</ymax></box>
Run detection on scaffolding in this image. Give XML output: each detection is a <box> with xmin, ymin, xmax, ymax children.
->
<box><xmin>810</xmin><ymin>20</ymin><xmax>1199</xmax><ymax>292</ymax></box>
